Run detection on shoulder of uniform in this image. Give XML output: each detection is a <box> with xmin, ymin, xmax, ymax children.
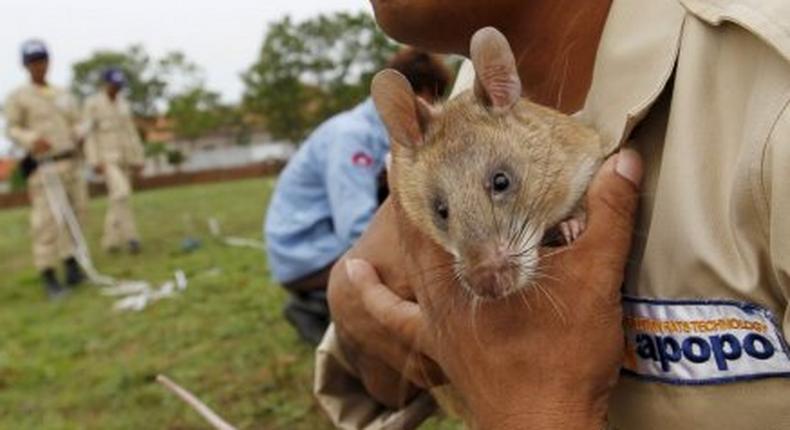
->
<box><xmin>4</xmin><ymin>87</ymin><xmax>29</xmax><ymax>109</ymax></box>
<box><xmin>49</xmin><ymin>85</ymin><xmax>69</xmax><ymax>96</ymax></box>
<box><xmin>680</xmin><ymin>0</ymin><xmax>790</xmax><ymax>64</ymax></box>
<box><xmin>117</xmin><ymin>96</ymin><xmax>132</xmax><ymax>108</ymax></box>
<box><xmin>6</xmin><ymin>85</ymin><xmax>30</xmax><ymax>100</ymax></box>
<box><xmin>84</xmin><ymin>93</ymin><xmax>100</xmax><ymax>104</ymax></box>
<box><xmin>332</xmin><ymin>115</ymin><xmax>378</xmax><ymax>144</ymax></box>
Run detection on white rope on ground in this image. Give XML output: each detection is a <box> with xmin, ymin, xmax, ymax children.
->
<box><xmin>40</xmin><ymin>163</ymin><xmax>114</xmax><ymax>285</ymax></box>
<box><xmin>156</xmin><ymin>374</ymin><xmax>237</xmax><ymax>430</ymax></box>
<box><xmin>208</xmin><ymin>217</ymin><xmax>266</xmax><ymax>250</ymax></box>
<box><xmin>40</xmin><ymin>163</ymin><xmax>186</xmax><ymax>311</ymax></box>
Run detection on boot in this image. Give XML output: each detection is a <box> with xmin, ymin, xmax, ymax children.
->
<box><xmin>63</xmin><ymin>256</ymin><xmax>86</xmax><ymax>287</ymax></box>
<box><xmin>282</xmin><ymin>292</ymin><xmax>330</xmax><ymax>346</ymax></box>
<box><xmin>41</xmin><ymin>268</ymin><xmax>67</xmax><ymax>300</ymax></box>
<box><xmin>128</xmin><ymin>240</ymin><xmax>141</xmax><ymax>255</ymax></box>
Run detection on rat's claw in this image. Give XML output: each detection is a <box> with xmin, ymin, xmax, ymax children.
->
<box><xmin>575</xmin><ymin>217</ymin><xmax>587</xmax><ymax>239</ymax></box>
<box><xmin>570</xmin><ymin>218</ymin><xmax>582</xmax><ymax>241</ymax></box>
<box><xmin>560</xmin><ymin>222</ymin><xmax>573</xmax><ymax>245</ymax></box>
<box><xmin>560</xmin><ymin>217</ymin><xmax>587</xmax><ymax>244</ymax></box>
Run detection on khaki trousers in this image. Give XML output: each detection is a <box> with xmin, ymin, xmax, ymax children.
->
<box><xmin>102</xmin><ymin>163</ymin><xmax>139</xmax><ymax>249</ymax></box>
<box><xmin>27</xmin><ymin>160</ymin><xmax>88</xmax><ymax>270</ymax></box>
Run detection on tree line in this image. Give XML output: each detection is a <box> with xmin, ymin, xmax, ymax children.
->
<box><xmin>70</xmin><ymin>11</ymin><xmax>399</xmax><ymax>145</ymax></box>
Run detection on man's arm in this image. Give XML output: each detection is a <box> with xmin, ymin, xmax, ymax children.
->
<box><xmin>123</xmin><ymin>100</ymin><xmax>145</xmax><ymax>167</ymax></box>
<box><xmin>4</xmin><ymin>92</ymin><xmax>40</xmax><ymax>151</ymax></box>
<box><xmin>81</xmin><ymin>99</ymin><xmax>101</xmax><ymax>169</ymax></box>
<box><xmin>325</xmin><ymin>129</ymin><xmax>383</xmax><ymax>246</ymax></box>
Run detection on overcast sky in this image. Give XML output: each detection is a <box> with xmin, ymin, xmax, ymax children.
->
<box><xmin>1</xmin><ymin>0</ymin><xmax>373</xmax><ymax>154</ymax></box>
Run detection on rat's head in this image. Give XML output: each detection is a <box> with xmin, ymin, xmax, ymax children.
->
<box><xmin>373</xmin><ymin>27</ymin><xmax>602</xmax><ymax>299</ymax></box>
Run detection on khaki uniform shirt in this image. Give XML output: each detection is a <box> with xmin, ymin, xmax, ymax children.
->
<box><xmin>83</xmin><ymin>92</ymin><xmax>144</xmax><ymax>167</ymax></box>
<box><xmin>4</xmin><ymin>83</ymin><xmax>82</xmax><ymax>156</ymax></box>
<box><xmin>314</xmin><ymin>0</ymin><xmax>790</xmax><ymax>429</ymax></box>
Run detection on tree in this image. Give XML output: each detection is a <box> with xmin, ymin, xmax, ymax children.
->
<box><xmin>167</xmin><ymin>87</ymin><xmax>223</xmax><ymax>142</ymax></box>
<box><xmin>242</xmin><ymin>12</ymin><xmax>400</xmax><ymax>142</ymax></box>
<box><xmin>71</xmin><ymin>46</ymin><xmax>202</xmax><ymax>117</ymax></box>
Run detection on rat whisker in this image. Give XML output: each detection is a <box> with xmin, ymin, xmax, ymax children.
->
<box><xmin>516</xmin><ymin>287</ymin><xmax>534</xmax><ymax>313</ymax></box>
<box><xmin>530</xmin><ymin>270</ymin><xmax>561</xmax><ymax>284</ymax></box>
<box><xmin>533</xmin><ymin>281</ymin><xmax>568</xmax><ymax>324</ymax></box>
<box><xmin>470</xmin><ymin>293</ymin><xmax>486</xmax><ymax>351</ymax></box>
<box><xmin>538</xmin><ymin>246</ymin><xmax>570</xmax><ymax>260</ymax></box>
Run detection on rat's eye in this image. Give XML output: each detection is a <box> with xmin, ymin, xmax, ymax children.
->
<box><xmin>491</xmin><ymin>172</ymin><xmax>511</xmax><ymax>193</ymax></box>
<box><xmin>434</xmin><ymin>199</ymin><xmax>449</xmax><ymax>221</ymax></box>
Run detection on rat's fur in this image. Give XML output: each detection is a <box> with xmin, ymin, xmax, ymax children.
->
<box><xmin>374</xmin><ymin>27</ymin><xmax>606</xmax><ymax>299</ymax></box>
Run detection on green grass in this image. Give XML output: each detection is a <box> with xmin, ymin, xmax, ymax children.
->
<box><xmin>0</xmin><ymin>178</ymin><xmax>460</xmax><ymax>430</ymax></box>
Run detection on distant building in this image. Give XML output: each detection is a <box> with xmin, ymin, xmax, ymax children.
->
<box><xmin>136</xmin><ymin>116</ymin><xmax>175</xmax><ymax>143</ymax></box>
<box><xmin>0</xmin><ymin>115</ymin><xmax>12</xmax><ymax>157</ymax></box>
<box><xmin>0</xmin><ymin>157</ymin><xmax>15</xmax><ymax>193</ymax></box>
<box><xmin>0</xmin><ymin>158</ymin><xmax>14</xmax><ymax>181</ymax></box>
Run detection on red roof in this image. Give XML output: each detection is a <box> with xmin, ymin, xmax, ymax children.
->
<box><xmin>0</xmin><ymin>158</ymin><xmax>16</xmax><ymax>181</ymax></box>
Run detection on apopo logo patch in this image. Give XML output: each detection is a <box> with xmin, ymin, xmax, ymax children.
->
<box><xmin>622</xmin><ymin>296</ymin><xmax>790</xmax><ymax>385</ymax></box>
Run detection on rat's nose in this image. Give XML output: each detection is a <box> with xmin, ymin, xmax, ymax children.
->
<box><xmin>462</xmin><ymin>243</ymin><xmax>518</xmax><ymax>299</ymax></box>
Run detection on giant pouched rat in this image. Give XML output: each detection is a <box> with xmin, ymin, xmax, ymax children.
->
<box><xmin>371</xmin><ymin>27</ymin><xmax>607</xmax><ymax>300</ymax></box>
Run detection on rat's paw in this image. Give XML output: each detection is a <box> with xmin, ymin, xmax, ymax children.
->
<box><xmin>559</xmin><ymin>215</ymin><xmax>587</xmax><ymax>245</ymax></box>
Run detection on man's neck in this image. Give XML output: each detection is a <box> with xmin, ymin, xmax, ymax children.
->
<box><xmin>31</xmin><ymin>79</ymin><xmax>47</xmax><ymax>87</ymax></box>
<box><xmin>500</xmin><ymin>0</ymin><xmax>612</xmax><ymax>113</ymax></box>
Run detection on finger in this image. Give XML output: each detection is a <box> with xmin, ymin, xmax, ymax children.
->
<box><xmin>354</xmin><ymin>354</ymin><xmax>420</xmax><ymax>407</ymax></box>
<box><xmin>576</xmin><ymin>149</ymin><xmax>643</xmax><ymax>269</ymax></box>
<box><xmin>346</xmin><ymin>258</ymin><xmax>433</xmax><ymax>357</ymax></box>
<box><xmin>402</xmin><ymin>352</ymin><xmax>448</xmax><ymax>388</ymax></box>
<box><xmin>331</xmin><ymin>257</ymin><xmax>428</xmax><ymax>382</ymax></box>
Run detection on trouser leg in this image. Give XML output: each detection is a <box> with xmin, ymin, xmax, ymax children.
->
<box><xmin>119</xmin><ymin>197</ymin><xmax>139</xmax><ymax>243</ymax></box>
<box><xmin>103</xmin><ymin>198</ymin><xmax>122</xmax><ymax>249</ymax></box>
<box><xmin>57</xmin><ymin>162</ymin><xmax>87</xmax><ymax>261</ymax></box>
<box><xmin>281</xmin><ymin>264</ymin><xmax>334</xmax><ymax>345</ymax></box>
<box><xmin>28</xmin><ymin>173</ymin><xmax>60</xmax><ymax>271</ymax></box>
<box><xmin>116</xmin><ymin>167</ymin><xmax>139</xmax><ymax>243</ymax></box>
<box><xmin>103</xmin><ymin>163</ymin><xmax>137</xmax><ymax>248</ymax></box>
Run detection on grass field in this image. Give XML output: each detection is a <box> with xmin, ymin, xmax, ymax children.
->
<box><xmin>0</xmin><ymin>178</ymin><xmax>459</xmax><ymax>430</ymax></box>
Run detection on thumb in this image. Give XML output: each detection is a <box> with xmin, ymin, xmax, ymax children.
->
<box><xmin>346</xmin><ymin>258</ymin><xmax>430</xmax><ymax>354</ymax></box>
<box><xmin>576</xmin><ymin>148</ymin><xmax>643</xmax><ymax>269</ymax></box>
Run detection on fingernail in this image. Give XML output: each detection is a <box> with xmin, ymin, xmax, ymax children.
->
<box><xmin>615</xmin><ymin>148</ymin><xmax>643</xmax><ymax>186</ymax></box>
<box><xmin>345</xmin><ymin>259</ymin><xmax>363</xmax><ymax>283</ymax></box>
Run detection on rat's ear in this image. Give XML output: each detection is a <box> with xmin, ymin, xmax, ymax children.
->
<box><xmin>470</xmin><ymin>27</ymin><xmax>522</xmax><ymax>114</ymax></box>
<box><xmin>372</xmin><ymin>69</ymin><xmax>435</xmax><ymax>150</ymax></box>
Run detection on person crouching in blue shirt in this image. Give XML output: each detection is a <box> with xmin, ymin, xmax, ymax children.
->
<box><xmin>265</xmin><ymin>49</ymin><xmax>451</xmax><ymax>344</ymax></box>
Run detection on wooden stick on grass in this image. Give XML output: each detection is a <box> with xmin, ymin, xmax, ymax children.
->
<box><xmin>156</xmin><ymin>374</ymin><xmax>237</xmax><ymax>430</ymax></box>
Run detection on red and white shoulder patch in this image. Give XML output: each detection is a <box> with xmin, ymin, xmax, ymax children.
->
<box><xmin>351</xmin><ymin>151</ymin><xmax>374</xmax><ymax>167</ymax></box>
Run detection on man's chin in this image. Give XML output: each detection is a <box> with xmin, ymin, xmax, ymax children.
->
<box><xmin>370</xmin><ymin>0</ymin><xmax>472</xmax><ymax>54</ymax></box>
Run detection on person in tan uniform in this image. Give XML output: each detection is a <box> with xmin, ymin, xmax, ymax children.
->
<box><xmin>314</xmin><ymin>0</ymin><xmax>790</xmax><ymax>429</ymax></box>
<box><xmin>83</xmin><ymin>68</ymin><xmax>144</xmax><ymax>254</ymax></box>
<box><xmin>5</xmin><ymin>40</ymin><xmax>87</xmax><ymax>299</ymax></box>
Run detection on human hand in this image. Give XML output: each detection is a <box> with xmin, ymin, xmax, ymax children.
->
<box><xmin>347</xmin><ymin>150</ymin><xmax>643</xmax><ymax>429</ymax></box>
<box><xmin>32</xmin><ymin>138</ymin><xmax>51</xmax><ymax>155</ymax></box>
<box><xmin>327</xmin><ymin>200</ymin><xmax>446</xmax><ymax>408</ymax></box>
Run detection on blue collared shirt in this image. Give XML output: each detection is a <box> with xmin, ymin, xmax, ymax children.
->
<box><xmin>264</xmin><ymin>98</ymin><xmax>389</xmax><ymax>283</ymax></box>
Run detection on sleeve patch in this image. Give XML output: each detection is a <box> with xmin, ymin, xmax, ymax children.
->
<box><xmin>351</xmin><ymin>151</ymin><xmax>374</xmax><ymax>168</ymax></box>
